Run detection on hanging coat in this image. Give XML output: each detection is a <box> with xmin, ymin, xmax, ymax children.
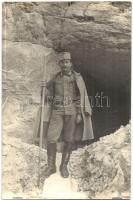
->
<box><xmin>33</xmin><ymin>71</ymin><xmax>94</xmax><ymax>150</ymax></box>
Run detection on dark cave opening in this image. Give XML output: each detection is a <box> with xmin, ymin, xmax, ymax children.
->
<box><xmin>69</xmin><ymin>46</ymin><xmax>131</xmax><ymax>141</ymax></box>
<box><xmin>81</xmin><ymin>68</ymin><xmax>131</xmax><ymax>141</ymax></box>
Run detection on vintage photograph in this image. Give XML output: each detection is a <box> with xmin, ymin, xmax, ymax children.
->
<box><xmin>2</xmin><ymin>1</ymin><xmax>131</xmax><ymax>199</ymax></box>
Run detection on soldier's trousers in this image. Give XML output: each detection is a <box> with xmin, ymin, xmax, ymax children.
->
<box><xmin>47</xmin><ymin>110</ymin><xmax>76</xmax><ymax>143</ymax></box>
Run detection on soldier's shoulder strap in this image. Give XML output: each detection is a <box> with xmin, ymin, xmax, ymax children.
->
<box><xmin>46</xmin><ymin>71</ymin><xmax>61</xmax><ymax>86</ymax></box>
<box><xmin>73</xmin><ymin>70</ymin><xmax>82</xmax><ymax>78</ymax></box>
<box><xmin>54</xmin><ymin>71</ymin><xmax>62</xmax><ymax>78</ymax></box>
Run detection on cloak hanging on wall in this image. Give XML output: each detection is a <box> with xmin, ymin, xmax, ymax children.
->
<box><xmin>33</xmin><ymin>71</ymin><xmax>94</xmax><ymax>151</ymax></box>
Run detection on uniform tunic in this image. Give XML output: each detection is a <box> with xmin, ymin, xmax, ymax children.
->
<box><xmin>45</xmin><ymin>70</ymin><xmax>81</xmax><ymax>143</ymax></box>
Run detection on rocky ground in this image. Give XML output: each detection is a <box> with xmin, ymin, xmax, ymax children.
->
<box><xmin>2</xmin><ymin>135</ymin><xmax>47</xmax><ymax>199</ymax></box>
<box><xmin>2</xmin><ymin>123</ymin><xmax>131</xmax><ymax>199</ymax></box>
<box><xmin>70</xmin><ymin>123</ymin><xmax>131</xmax><ymax>199</ymax></box>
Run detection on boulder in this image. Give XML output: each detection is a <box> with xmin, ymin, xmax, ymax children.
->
<box><xmin>69</xmin><ymin>123</ymin><xmax>131</xmax><ymax>199</ymax></box>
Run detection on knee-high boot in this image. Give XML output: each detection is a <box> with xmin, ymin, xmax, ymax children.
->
<box><xmin>60</xmin><ymin>142</ymin><xmax>72</xmax><ymax>178</ymax></box>
<box><xmin>44</xmin><ymin>143</ymin><xmax>56</xmax><ymax>178</ymax></box>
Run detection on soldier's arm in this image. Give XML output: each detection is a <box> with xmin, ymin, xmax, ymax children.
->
<box><xmin>75</xmin><ymin>83</ymin><xmax>82</xmax><ymax>114</ymax></box>
<box><xmin>75</xmin><ymin>95</ymin><xmax>82</xmax><ymax>124</ymax></box>
<box><xmin>75</xmin><ymin>96</ymin><xmax>82</xmax><ymax>114</ymax></box>
<box><xmin>75</xmin><ymin>72</ymin><xmax>92</xmax><ymax>116</ymax></box>
<box><xmin>80</xmin><ymin>75</ymin><xmax>92</xmax><ymax>116</ymax></box>
<box><xmin>41</xmin><ymin>76</ymin><xmax>55</xmax><ymax>103</ymax></box>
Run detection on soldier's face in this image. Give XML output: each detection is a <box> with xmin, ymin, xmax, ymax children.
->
<box><xmin>59</xmin><ymin>59</ymin><xmax>72</xmax><ymax>72</ymax></box>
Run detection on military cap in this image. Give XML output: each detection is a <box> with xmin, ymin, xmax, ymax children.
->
<box><xmin>59</xmin><ymin>52</ymin><xmax>71</xmax><ymax>61</ymax></box>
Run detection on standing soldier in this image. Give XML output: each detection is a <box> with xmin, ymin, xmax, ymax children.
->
<box><xmin>34</xmin><ymin>52</ymin><xmax>94</xmax><ymax>178</ymax></box>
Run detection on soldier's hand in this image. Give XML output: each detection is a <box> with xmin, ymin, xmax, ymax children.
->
<box><xmin>41</xmin><ymin>80</ymin><xmax>47</xmax><ymax>87</ymax></box>
<box><xmin>76</xmin><ymin>114</ymin><xmax>82</xmax><ymax>124</ymax></box>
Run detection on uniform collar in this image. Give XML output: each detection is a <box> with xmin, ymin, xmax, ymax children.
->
<box><xmin>60</xmin><ymin>69</ymin><xmax>73</xmax><ymax>77</ymax></box>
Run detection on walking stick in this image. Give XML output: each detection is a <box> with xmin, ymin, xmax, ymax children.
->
<box><xmin>37</xmin><ymin>52</ymin><xmax>49</xmax><ymax>187</ymax></box>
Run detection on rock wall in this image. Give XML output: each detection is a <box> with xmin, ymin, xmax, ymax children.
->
<box><xmin>2</xmin><ymin>2</ymin><xmax>131</xmax><ymax>141</ymax></box>
<box><xmin>3</xmin><ymin>2</ymin><xmax>131</xmax><ymax>51</ymax></box>
<box><xmin>2</xmin><ymin>41</ymin><xmax>60</xmax><ymax>142</ymax></box>
<box><xmin>2</xmin><ymin>2</ymin><xmax>60</xmax><ymax>142</ymax></box>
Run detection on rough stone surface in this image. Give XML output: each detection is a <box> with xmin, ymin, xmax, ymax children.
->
<box><xmin>2</xmin><ymin>41</ymin><xmax>60</xmax><ymax>142</ymax></box>
<box><xmin>2</xmin><ymin>2</ymin><xmax>131</xmax><ymax>141</ymax></box>
<box><xmin>2</xmin><ymin>3</ymin><xmax>131</xmax><ymax>198</ymax></box>
<box><xmin>69</xmin><ymin>123</ymin><xmax>131</xmax><ymax>199</ymax></box>
<box><xmin>3</xmin><ymin>2</ymin><xmax>131</xmax><ymax>51</ymax></box>
<box><xmin>2</xmin><ymin>135</ymin><xmax>47</xmax><ymax>198</ymax></box>
<box><xmin>2</xmin><ymin>123</ymin><xmax>130</xmax><ymax>199</ymax></box>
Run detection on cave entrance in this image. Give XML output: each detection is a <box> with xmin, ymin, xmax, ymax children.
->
<box><xmin>60</xmin><ymin>42</ymin><xmax>131</xmax><ymax>141</ymax></box>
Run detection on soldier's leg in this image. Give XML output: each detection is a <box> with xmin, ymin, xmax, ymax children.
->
<box><xmin>44</xmin><ymin>112</ymin><xmax>63</xmax><ymax>178</ymax></box>
<box><xmin>60</xmin><ymin>115</ymin><xmax>76</xmax><ymax>178</ymax></box>
<box><xmin>60</xmin><ymin>142</ymin><xmax>73</xmax><ymax>178</ymax></box>
<box><xmin>44</xmin><ymin>143</ymin><xmax>56</xmax><ymax>178</ymax></box>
